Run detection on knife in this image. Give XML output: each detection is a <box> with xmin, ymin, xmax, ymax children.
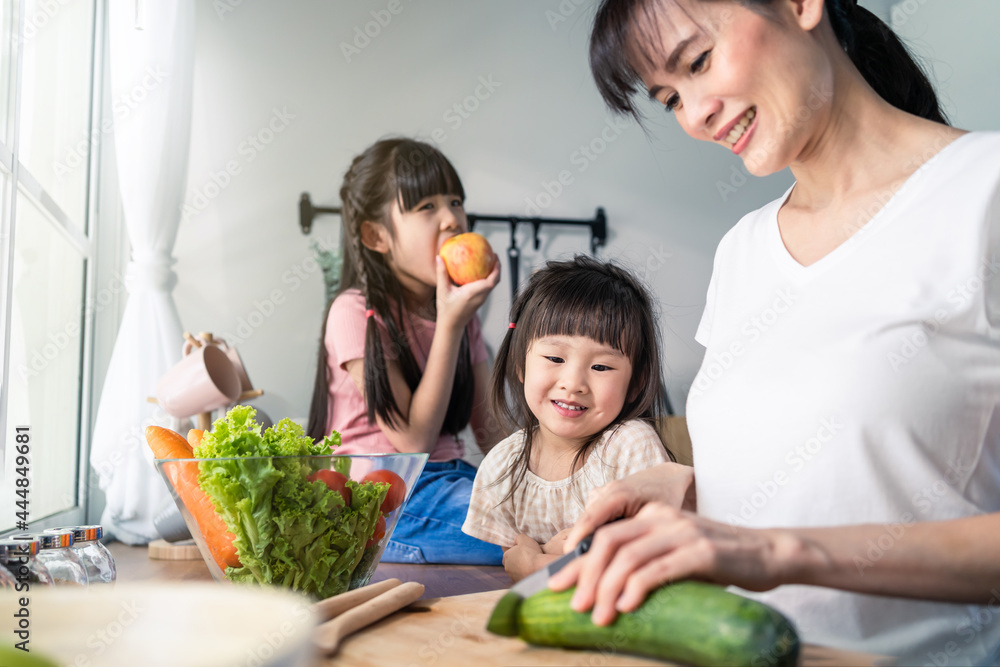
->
<box><xmin>487</xmin><ymin>522</ymin><xmax>615</xmax><ymax>637</ymax></box>
<box><xmin>510</xmin><ymin>530</ymin><xmax>600</xmax><ymax>599</ymax></box>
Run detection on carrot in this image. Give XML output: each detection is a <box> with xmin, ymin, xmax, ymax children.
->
<box><xmin>146</xmin><ymin>425</ymin><xmax>193</xmax><ymax>460</ymax></box>
<box><xmin>145</xmin><ymin>426</ymin><xmax>240</xmax><ymax>570</ymax></box>
<box><xmin>187</xmin><ymin>428</ymin><xmax>205</xmax><ymax>449</ymax></box>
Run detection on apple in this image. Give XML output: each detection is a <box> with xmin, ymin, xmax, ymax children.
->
<box><xmin>439</xmin><ymin>232</ymin><xmax>495</xmax><ymax>285</ymax></box>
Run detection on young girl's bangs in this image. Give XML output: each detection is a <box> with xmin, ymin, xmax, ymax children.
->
<box><xmin>525</xmin><ymin>280</ymin><xmax>644</xmax><ymax>364</ymax></box>
<box><xmin>392</xmin><ymin>143</ymin><xmax>466</xmax><ymax>212</ymax></box>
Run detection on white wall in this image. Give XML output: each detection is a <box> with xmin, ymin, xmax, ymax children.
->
<box><xmin>171</xmin><ymin>0</ymin><xmax>1000</xmax><ymax>425</ymax></box>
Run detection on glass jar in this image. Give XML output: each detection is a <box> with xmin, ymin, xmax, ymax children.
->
<box><xmin>45</xmin><ymin>525</ymin><xmax>115</xmax><ymax>584</ymax></box>
<box><xmin>0</xmin><ymin>552</ymin><xmax>18</xmax><ymax>590</ymax></box>
<box><xmin>15</xmin><ymin>531</ymin><xmax>88</xmax><ymax>586</ymax></box>
<box><xmin>0</xmin><ymin>538</ymin><xmax>53</xmax><ymax>588</ymax></box>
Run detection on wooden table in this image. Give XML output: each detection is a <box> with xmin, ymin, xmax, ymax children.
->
<box><xmin>108</xmin><ymin>541</ymin><xmax>512</xmax><ymax>599</ymax></box>
<box><xmin>337</xmin><ymin>588</ymin><xmax>885</xmax><ymax>666</ymax></box>
<box><xmin>106</xmin><ymin>543</ymin><xmax>885</xmax><ymax>666</ymax></box>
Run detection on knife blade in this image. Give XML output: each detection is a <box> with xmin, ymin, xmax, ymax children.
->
<box><xmin>509</xmin><ymin>529</ymin><xmax>600</xmax><ymax>599</ymax></box>
<box><xmin>486</xmin><ymin>526</ymin><xmax>613</xmax><ymax>637</ymax></box>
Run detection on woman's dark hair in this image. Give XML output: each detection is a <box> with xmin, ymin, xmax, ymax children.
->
<box><xmin>306</xmin><ymin>138</ymin><xmax>474</xmax><ymax>442</ymax></box>
<box><xmin>589</xmin><ymin>0</ymin><xmax>947</xmax><ymax>124</ymax></box>
<box><xmin>489</xmin><ymin>255</ymin><xmax>673</xmax><ymax>504</ymax></box>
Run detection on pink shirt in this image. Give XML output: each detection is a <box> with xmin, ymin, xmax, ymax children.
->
<box><xmin>323</xmin><ymin>289</ymin><xmax>488</xmax><ymax>461</ymax></box>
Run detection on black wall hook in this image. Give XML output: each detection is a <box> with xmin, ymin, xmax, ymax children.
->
<box><xmin>299</xmin><ymin>192</ymin><xmax>341</xmax><ymax>235</ymax></box>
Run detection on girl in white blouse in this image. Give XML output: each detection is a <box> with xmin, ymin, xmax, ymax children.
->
<box><xmin>461</xmin><ymin>255</ymin><xmax>674</xmax><ymax>581</ymax></box>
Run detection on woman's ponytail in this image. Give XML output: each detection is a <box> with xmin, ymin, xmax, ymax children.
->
<box><xmin>826</xmin><ymin>0</ymin><xmax>947</xmax><ymax>124</ymax></box>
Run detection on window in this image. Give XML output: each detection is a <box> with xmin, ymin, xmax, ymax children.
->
<box><xmin>0</xmin><ymin>0</ymin><xmax>101</xmax><ymax>531</ymax></box>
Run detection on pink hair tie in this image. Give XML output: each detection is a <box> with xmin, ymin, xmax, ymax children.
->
<box><xmin>508</xmin><ymin>322</ymin><xmax>516</xmax><ymax>329</ymax></box>
<box><xmin>365</xmin><ymin>309</ymin><xmax>375</xmax><ymax>318</ymax></box>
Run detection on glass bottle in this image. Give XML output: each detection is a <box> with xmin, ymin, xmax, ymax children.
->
<box><xmin>0</xmin><ymin>554</ymin><xmax>17</xmax><ymax>590</ymax></box>
<box><xmin>0</xmin><ymin>538</ymin><xmax>53</xmax><ymax>587</ymax></box>
<box><xmin>17</xmin><ymin>531</ymin><xmax>88</xmax><ymax>586</ymax></box>
<box><xmin>45</xmin><ymin>525</ymin><xmax>116</xmax><ymax>584</ymax></box>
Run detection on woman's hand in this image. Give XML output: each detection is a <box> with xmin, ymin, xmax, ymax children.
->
<box><xmin>435</xmin><ymin>253</ymin><xmax>501</xmax><ymax>332</ymax></box>
<box><xmin>562</xmin><ymin>462</ymin><xmax>696</xmax><ymax>553</ymax></box>
<box><xmin>549</xmin><ymin>503</ymin><xmax>799</xmax><ymax>626</ymax></box>
<box><xmin>503</xmin><ymin>534</ymin><xmax>560</xmax><ymax>582</ymax></box>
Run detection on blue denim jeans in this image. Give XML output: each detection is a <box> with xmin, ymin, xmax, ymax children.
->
<box><xmin>381</xmin><ymin>459</ymin><xmax>503</xmax><ymax>565</ymax></box>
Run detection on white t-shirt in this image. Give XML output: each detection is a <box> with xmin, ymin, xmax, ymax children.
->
<box><xmin>687</xmin><ymin>131</ymin><xmax>1000</xmax><ymax>664</ymax></box>
<box><xmin>461</xmin><ymin>420</ymin><xmax>670</xmax><ymax>545</ymax></box>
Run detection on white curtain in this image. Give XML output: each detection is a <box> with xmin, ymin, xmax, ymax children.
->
<box><xmin>90</xmin><ymin>0</ymin><xmax>196</xmax><ymax>544</ymax></box>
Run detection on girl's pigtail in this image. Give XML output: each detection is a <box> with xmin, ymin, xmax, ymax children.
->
<box><xmin>448</xmin><ymin>332</ymin><xmax>474</xmax><ymax>434</ymax></box>
<box><xmin>342</xmin><ymin>189</ymin><xmax>400</xmax><ymax>430</ymax></box>
<box><xmin>489</xmin><ymin>318</ymin><xmax>520</xmax><ymax>436</ymax></box>
<box><xmin>306</xmin><ymin>296</ymin><xmax>336</xmax><ymax>442</ymax></box>
<box><xmin>488</xmin><ymin>287</ymin><xmax>536</xmax><ymax>508</ymax></box>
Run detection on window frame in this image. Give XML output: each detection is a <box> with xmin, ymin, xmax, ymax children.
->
<box><xmin>0</xmin><ymin>0</ymin><xmax>109</xmax><ymax>531</ymax></box>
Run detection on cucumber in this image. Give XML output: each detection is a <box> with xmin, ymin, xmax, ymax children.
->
<box><xmin>487</xmin><ymin>591</ymin><xmax>523</xmax><ymax>637</ymax></box>
<box><xmin>509</xmin><ymin>582</ymin><xmax>799</xmax><ymax>666</ymax></box>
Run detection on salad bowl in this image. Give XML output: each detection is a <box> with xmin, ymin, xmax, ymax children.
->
<box><xmin>155</xmin><ymin>451</ymin><xmax>427</xmax><ymax>598</ymax></box>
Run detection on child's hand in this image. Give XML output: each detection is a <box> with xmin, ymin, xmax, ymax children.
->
<box><xmin>502</xmin><ymin>533</ymin><xmax>549</xmax><ymax>582</ymax></box>
<box><xmin>435</xmin><ymin>253</ymin><xmax>500</xmax><ymax>332</ymax></box>
<box><xmin>542</xmin><ymin>528</ymin><xmax>571</xmax><ymax>555</ymax></box>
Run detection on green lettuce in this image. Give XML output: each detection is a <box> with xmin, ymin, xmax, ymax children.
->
<box><xmin>194</xmin><ymin>406</ymin><xmax>387</xmax><ymax>598</ymax></box>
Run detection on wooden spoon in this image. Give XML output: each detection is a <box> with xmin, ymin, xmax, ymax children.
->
<box><xmin>314</xmin><ymin>581</ymin><xmax>425</xmax><ymax>655</ymax></box>
<box><xmin>311</xmin><ymin>578</ymin><xmax>401</xmax><ymax>621</ymax></box>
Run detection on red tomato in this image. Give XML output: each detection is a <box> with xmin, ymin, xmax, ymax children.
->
<box><xmin>366</xmin><ymin>514</ymin><xmax>386</xmax><ymax>548</ymax></box>
<box><xmin>361</xmin><ymin>470</ymin><xmax>406</xmax><ymax>514</ymax></box>
<box><xmin>307</xmin><ymin>469</ymin><xmax>351</xmax><ymax>506</ymax></box>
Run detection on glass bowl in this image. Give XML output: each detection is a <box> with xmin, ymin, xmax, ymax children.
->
<box><xmin>154</xmin><ymin>453</ymin><xmax>427</xmax><ymax>599</ymax></box>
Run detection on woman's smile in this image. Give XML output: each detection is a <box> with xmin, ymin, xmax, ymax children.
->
<box><xmin>718</xmin><ymin>107</ymin><xmax>757</xmax><ymax>153</ymax></box>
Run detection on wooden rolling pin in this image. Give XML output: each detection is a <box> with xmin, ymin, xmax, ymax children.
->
<box><xmin>314</xmin><ymin>581</ymin><xmax>425</xmax><ymax>655</ymax></box>
<box><xmin>311</xmin><ymin>578</ymin><xmax>401</xmax><ymax>621</ymax></box>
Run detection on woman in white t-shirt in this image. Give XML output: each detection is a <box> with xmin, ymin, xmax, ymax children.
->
<box><xmin>549</xmin><ymin>0</ymin><xmax>1000</xmax><ymax>663</ymax></box>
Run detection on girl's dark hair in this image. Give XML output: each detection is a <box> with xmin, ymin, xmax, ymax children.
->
<box><xmin>306</xmin><ymin>138</ymin><xmax>474</xmax><ymax>441</ymax></box>
<box><xmin>590</xmin><ymin>0</ymin><xmax>947</xmax><ymax>124</ymax></box>
<box><xmin>489</xmin><ymin>255</ymin><xmax>673</xmax><ymax>504</ymax></box>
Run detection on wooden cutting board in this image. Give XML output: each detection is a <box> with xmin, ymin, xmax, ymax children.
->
<box><xmin>331</xmin><ymin>588</ymin><xmax>885</xmax><ymax>666</ymax></box>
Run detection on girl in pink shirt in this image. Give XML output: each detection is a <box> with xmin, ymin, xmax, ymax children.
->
<box><xmin>307</xmin><ymin>138</ymin><xmax>504</xmax><ymax>564</ymax></box>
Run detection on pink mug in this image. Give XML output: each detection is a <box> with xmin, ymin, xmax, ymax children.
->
<box><xmin>156</xmin><ymin>344</ymin><xmax>242</xmax><ymax>418</ymax></box>
<box><xmin>182</xmin><ymin>335</ymin><xmax>253</xmax><ymax>394</ymax></box>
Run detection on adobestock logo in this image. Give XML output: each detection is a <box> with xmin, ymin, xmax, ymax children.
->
<box><xmin>717</xmin><ymin>81</ymin><xmax>833</xmax><ymax>202</ymax></box>
<box><xmin>887</xmin><ymin>254</ymin><xmax>1000</xmax><ymax>372</ymax></box>
<box><xmin>523</xmin><ymin>116</ymin><xmax>634</xmax><ymax>216</ymax></box>
<box><xmin>688</xmin><ymin>287</ymin><xmax>798</xmax><ymax>399</ymax></box>
<box><xmin>14</xmin><ymin>0</ymin><xmax>71</xmax><ymax>44</ymax></box>
<box><xmin>544</xmin><ymin>0</ymin><xmax>587</xmax><ymax>31</ymax></box>
<box><xmin>220</xmin><ymin>233</ymin><xmax>339</xmax><ymax>347</ymax></box>
<box><xmin>725</xmin><ymin>417</ymin><xmax>844</xmax><ymax>527</ymax></box>
<box><xmin>892</xmin><ymin>0</ymin><xmax>931</xmax><ymax>27</ymax></box>
<box><xmin>425</xmin><ymin>75</ymin><xmax>503</xmax><ymax>146</ymax></box>
<box><xmin>53</xmin><ymin>67</ymin><xmax>168</xmax><ymax>179</ymax></box>
<box><xmin>339</xmin><ymin>0</ymin><xmax>415</xmax><ymax>64</ymax></box>
<box><xmin>181</xmin><ymin>107</ymin><xmax>296</xmax><ymax>222</ymax></box>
